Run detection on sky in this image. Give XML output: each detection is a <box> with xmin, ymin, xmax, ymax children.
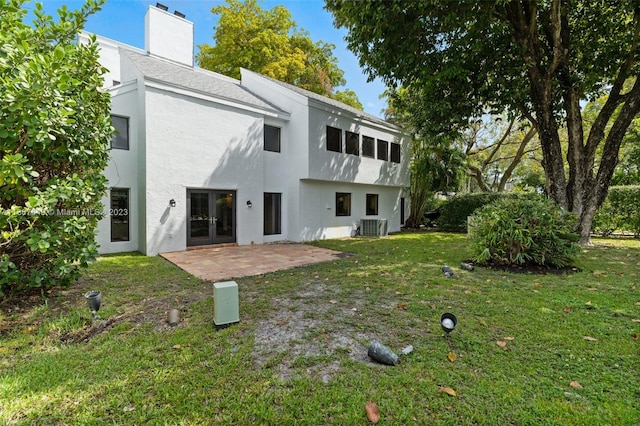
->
<box><xmin>25</xmin><ymin>0</ymin><xmax>388</xmax><ymax>118</ymax></box>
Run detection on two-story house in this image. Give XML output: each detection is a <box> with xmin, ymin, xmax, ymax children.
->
<box><xmin>87</xmin><ymin>4</ymin><xmax>410</xmax><ymax>255</ymax></box>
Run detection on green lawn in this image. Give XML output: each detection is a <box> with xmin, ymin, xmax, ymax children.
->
<box><xmin>1</xmin><ymin>232</ymin><xmax>639</xmax><ymax>425</ymax></box>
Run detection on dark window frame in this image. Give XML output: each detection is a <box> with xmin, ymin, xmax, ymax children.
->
<box><xmin>110</xmin><ymin>115</ymin><xmax>129</xmax><ymax>150</ymax></box>
<box><xmin>345</xmin><ymin>131</ymin><xmax>359</xmax><ymax>156</ymax></box>
<box><xmin>326</xmin><ymin>126</ymin><xmax>342</xmax><ymax>153</ymax></box>
<box><xmin>390</xmin><ymin>142</ymin><xmax>401</xmax><ymax>163</ymax></box>
<box><xmin>362</xmin><ymin>136</ymin><xmax>375</xmax><ymax>158</ymax></box>
<box><xmin>264</xmin><ymin>125</ymin><xmax>281</xmax><ymax>153</ymax></box>
<box><xmin>366</xmin><ymin>194</ymin><xmax>379</xmax><ymax>216</ymax></box>
<box><xmin>377</xmin><ymin>139</ymin><xmax>389</xmax><ymax>161</ymax></box>
<box><xmin>110</xmin><ymin>188</ymin><xmax>130</xmax><ymax>242</ymax></box>
<box><xmin>335</xmin><ymin>192</ymin><xmax>351</xmax><ymax>216</ymax></box>
<box><xmin>264</xmin><ymin>192</ymin><xmax>282</xmax><ymax>235</ymax></box>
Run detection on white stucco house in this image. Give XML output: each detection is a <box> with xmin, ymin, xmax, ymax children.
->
<box><xmin>85</xmin><ymin>4</ymin><xmax>410</xmax><ymax>256</ymax></box>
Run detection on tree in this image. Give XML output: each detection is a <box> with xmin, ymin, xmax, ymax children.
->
<box><xmin>463</xmin><ymin>116</ymin><xmax>540</xmax><ymax>193</ymax></box>
<box><xmin>0</xmin><ymin>0</ymin><xmax>111</xmax><ymax>296</ymax></box>
<box><xmin>197</xmin><ymin>0</ymin><xmax>362</xmax><ymax>109</ymax></box>
<box><xmin>326</xmin><ymin>0</ymin><xmax>640</xmax><ymax>244</ymax></box>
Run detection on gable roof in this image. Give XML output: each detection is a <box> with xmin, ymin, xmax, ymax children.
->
<box><xmin>123</xmin><ymin>50</ymin><xmax>287</xmax><ymax>116</ymax></box>
<box><xmin>241</xmin><ymin>68</ymin><xmax>399</xmax><ymax>130</ymax></box>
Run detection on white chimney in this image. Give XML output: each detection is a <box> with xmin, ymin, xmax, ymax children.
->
<box><xmin>145</xmin><ymin>5</ymin><xmax>194</xmax><ymax>66</ymax></box>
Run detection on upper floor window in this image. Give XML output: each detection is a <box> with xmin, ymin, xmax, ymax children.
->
<box><xmin>377</xmin><ymin>139</ymin><xmax>388</xmax><ymax>161</ymax></box>
<box><xmin>336</xmin><ymin>192</ymin><xmax>351</xmax><ymax>216</ymax></box>
<box><xmin>345</xmin><ymin>131</ymin><xmax>359</xmax><ymax>156</ymax></box>
<box><xmin>362</xmin><ymin>136</ymin><xmax>375</xmax><ymax>158</ymax></box>
<box><xmin>327</xmin><ymin>126</ymin><xmax>342</xmax><ymax>152</ymax></box>
<box><xmin>111</xmin><ymin>115</ymin><xmax>129</xmax><ymax>150</ymax></box>
<box><xmin>390</xmin><ymin>142</ymin><xmax>401</xmax><ymax>163</ymax></box>
<box><xmin>264</xmin><ymin>125</ymin><xmax>281</xmax><ymax>153</ymax></box>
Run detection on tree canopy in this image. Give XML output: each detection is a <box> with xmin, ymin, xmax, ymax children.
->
<box><xmin>0</xmin><ymin>0</ymin><xmax>111</xmax><ymax>294</ymax></box>
<box><xmin>326</xmin><ymin>0</ymin><xmax>640</xmax><ymax>243</ymax></box>
<box><xmin>197</xmin><ymin>0</ymin><xmax>362</xmax><ymax>109</ymax></box>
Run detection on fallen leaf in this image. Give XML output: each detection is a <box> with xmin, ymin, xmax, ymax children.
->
<box><xmin>365</xmin><ymin>401</ymin><xmax>380</xmax><ymax>424</ymax></box>
<box><xmin>438</xmin><ymin>386</ymin><xmax>457</xmax><ymax>396</ymax></box>
<box><xmin>496</xmin><ymin>340</ymin><xmax>507</xmax><ymax>347</ymax></box>
<box><xmin>569</xmin><ymin>381</ymin><xmax>583</xmax><ymax>389</ymax></box>
<box><xmin>635</xmin><ymin>302</ymin><xmax>640</xmax><ymax>306</ymax></box>
<box><xmin>631</xmin><ymin>319</ymin><xmax>640</xmax><ymax>323</ymax></box>
<box><xmin>587</xmin><ymin>287</ymin><xmax>598</xmax><ymax>291</ymax></box>
<box><xmin>448</xmin><ymin>352</ymin><xmax>457</xmax><ymax>363</ymax></box>
<box><xmin>633</xmin><ymin>333</ymin><xmax>638</xmax><ymax>341</ymax></box>
<box><xmin>329</xmin><ymin>300</ymin><xmax>338</xmax><ymax>304</ymax></box>
<box><xmin>172</xmin><ymin>344</ymin><xmax>182</xmax><ymax>349</ymax></box>
<box><xmin>398</xmin><ymin>303</ymin><xmax>408</xmax><ymax>310</ymax></box>
<box><xmin>503</xmin><ymin>336</ymin><xmax>515</xmax><ymax>341</ymax></box>
<box><xmin>429</xmin><ymin>303</ymin><xmax>437</xmax><ymax>310</ymax></box>
<box><xmin>123</xmin><ymin>403</ymin><xmax>136</xmax><ymax>412</ymax></box>
<box><xmin>563</xmin><ymin>307</ymin><xmax>572</xmax><ymax>313</ymax></box>
<box><xmin>583</xmin><ymin>336</ymin><xmax>598</xmax><ymax>342</ymax></box>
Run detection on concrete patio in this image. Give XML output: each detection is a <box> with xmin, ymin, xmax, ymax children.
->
<box><xmin>160</xmin><ymin>243</ymin><xmax>345</xmax><ymax>282</ymax></box>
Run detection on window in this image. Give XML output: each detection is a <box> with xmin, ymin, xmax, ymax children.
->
<box><xmin>401</xmin><ymin>197</ymin><xmax>405</xmax><ymax>225</ymax></box>
<box><xmin>377</xmin><ymin>139</ymin><xmax>388</xmax><ymax>161</ymax></box>
<box><xmin>366</xmin><ymin>194</ymin><xmax>379</xmax><ymax>215</ymax></box>
<box><xmin>264</xmin><ymin>193</ymin><xmax>282</xmax><ymax>235</ymax></box>
<box><xmin>345</xmin><ymin>131</ymin><xmax>359</xmax><ymax>156</ymax></box>
<box><xmin>362</xmin><ymin>136</ymin><xmax>375</xmax><ymax>158</ymax></box>
<box><xmin>335</xmin><ymin>192</ymin><xmax>351</xmax><ymax>216</ymax></box>
<box><xmin>390</xmin><ymin>142</ymin><xmax>401</xmax><ymax>163</ymax></box>
<box><xmin>110</xmin><ymin>188</ymin><xmax>129</xmax><ymax>242</ymax></box>
<box><xmin>111</xmin><ymin>115</ymin><xmax>129</xmax><ymax>150</ymax></box>
<box><xmin>326</xmin><ymin>126</ymin><xmax>342</xmax><ymax>152</ymax></box>
<box><xmin>264</xmin><ymin>125</ymin><xmax>281</xmax><ymax>153</ymax></box>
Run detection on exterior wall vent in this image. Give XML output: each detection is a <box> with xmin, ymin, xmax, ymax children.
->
<box><xmin>360</xmin><ymin>219</ymin><xmax>388</xmax><ymax>237</ymax></box>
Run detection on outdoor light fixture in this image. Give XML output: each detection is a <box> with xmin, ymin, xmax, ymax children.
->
<box><xmin>440</xmin><ymin>312</ymin><xmax>457</xmax><ymax>334</ymax></box>
<box><xmin>169</xmin><ymin>199</ymin><xmax>176</xmax><ymax>207</ymax></box>
<box><xmin>246</xmin><ymin>200</ymin><xmax>252</xmax><ymax>208</ymax></box>
<box><xmin>156</xmin><ymin>2</ymin><xmax>168</xmax><ymax>11</ymax></box>
<box><xmin>174</xmin><ymin>10</ymin><xmax>186</xmax><ymax>18</ymax></box>
<box><xmin>85</xmin><ymin>290</ymin><xmax>102</xmax><ymax>323</ymax></box>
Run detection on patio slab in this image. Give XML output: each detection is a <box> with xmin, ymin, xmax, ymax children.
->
<box><xmin>160</xmin><ymin>243</ymin><xmax>345</xmax><ymax>282</ymax></box>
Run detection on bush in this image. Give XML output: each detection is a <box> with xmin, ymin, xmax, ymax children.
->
<box><xmin>593</xmin><ymin>186</ymin><xmax>640</xmax><ymax>237</ymax></box>
<box><xmin>438</xmin><ymin>192</ymin><xmax>510</xmax><ymax>232</ymax></box>
<box><xmin>469</xmin><ymin>196</ymin><xmax>580</xmax><ymax>267</ymax></box>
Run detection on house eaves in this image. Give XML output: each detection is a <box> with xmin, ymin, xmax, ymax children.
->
<box><xmin>241</xmin><ymin>68</ymin><xmax>402</xmax><ymax>132</ymax></box>
<box><xmin>123</xmin><ymin>50</ymin><xmax>289</xmax><ymax>120</ymax></box>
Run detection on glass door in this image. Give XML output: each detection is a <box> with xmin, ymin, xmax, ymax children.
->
<box><xmin>187</xmin><ymin>190</ymin><xmax>236</xmax><ymax>246</ymax></box>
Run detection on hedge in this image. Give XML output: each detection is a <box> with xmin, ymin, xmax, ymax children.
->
<box><xmin>593</xmin><ymin>185</ymin><xmax>640</xmax><ymax>237</ymax></box>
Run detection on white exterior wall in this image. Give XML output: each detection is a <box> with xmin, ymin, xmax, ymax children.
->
<box><xmin>145</xmin><ymin>6</ymin><xmax>194</xmax><ymax>66</ymax></box>
<box><xmin>297</xmin><ymin>181</ymin><xmax>403</xmax><ymax>241</ymax></box>
<box><xmin>142</xmin><ymin>86</ymin><xmax>267</xmax><ymax>255</ymax></box>
<box><xmin>97</xmin><ymin>81</ymin><xmax>142</xmax><ymax>254</ymax></box>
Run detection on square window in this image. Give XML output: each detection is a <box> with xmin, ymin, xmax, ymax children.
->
<box><xmin>327</xmin><ymin>126</ymin><xmax>342</xmax><ymax>152</ymax></box>
<box><xmin>264</xmin><ymin>125</ymin><xmax>281</xmax><ymax>153</ymax></box>
<box><xmin>264</xmin><ymin>192</ymin><xmax>282</xmax><ymax>235</ymax></box>
<box><xmin>345</xmin><ymin>131</ymin><xmax>359</xmax><ymax>156</ymax></box>
<box><xmin>336</xmin><ymin>192</ymin><xmax>351</xmax><ymax>216</ymax></box>
<box><xmin>366</xmin><ymin>194</ymin><xmax>378</xmax><ymax>215</ymax></box>
<box><xmin>390</xmin><ymin>142</ymin><xmax>401</xmax><ymax>163</ymax></box>
<box><xmin>111</xmin><ymin>115</ymin><xmax>129</xmax><ymax>150</ymax></box>
<box><xmin>110</xmin><ymin>188</ymin><xmax>129</xmax><ymax>242</ymax></box>
<box><xmin>362</xmin><ymin>136</ymin><xmax>375</xmax><ymax>158</ymax></box>
<box><xmin>377</xmin><ymin>139</ymin><xmax>388</xmax><ymax>161</ymax></box>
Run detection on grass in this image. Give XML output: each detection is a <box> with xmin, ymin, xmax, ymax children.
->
<box><xmin>1</xmin><ymin>232</ymin><xmax>639</xmax><ymax>425</ymax></box>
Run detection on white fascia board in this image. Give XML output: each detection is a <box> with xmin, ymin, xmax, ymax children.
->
<box><xmin>144</xmin><ymin>78</ymin><xmax>290</xmax><ymax>120</ymax></box>
<box><xmin>107</xmin><ymin>80</ymin><xmax>137</xmax><ymax>95</ymax></box>
<box><xmin>241</xmin><ymin>69</ymin><xmax>309</xmax><ymax>105</ymax></box>
<box><xmin>308</xmin><ymin>98</ymin><xmax>405</xmax><ymax>135</ymax></box>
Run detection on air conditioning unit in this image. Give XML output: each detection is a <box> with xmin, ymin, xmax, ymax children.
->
<box><xmin>360</xmin><ymin>219</ymin><xmax>388</xmax><ymax>237</ymax></box>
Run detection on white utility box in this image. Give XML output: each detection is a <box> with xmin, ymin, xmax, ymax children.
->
<box><xmin>213</xmin><ymin>281</ymin><xmax>239</xmax><ymax>328</ymax></box>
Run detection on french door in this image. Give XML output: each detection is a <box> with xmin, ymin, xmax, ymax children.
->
<box><xmin>187</xmin><ymin>189</ymin><xmax>236</xmax><ymax>246</ymax></box>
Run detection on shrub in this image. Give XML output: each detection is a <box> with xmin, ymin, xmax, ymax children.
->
<box><xmin>593</xmin><ymin>186</ymin><xmax>640</xmax><ymax>237</ymax></box>
<box><xmin>469</xmin><ymin>196</ymin><xmax>580</xmax><ymax>267</ymax></box>
<box><xmin>438</xmin><ymin>192</ymin><xmax>509</xmax><ymax>232</ymax></box>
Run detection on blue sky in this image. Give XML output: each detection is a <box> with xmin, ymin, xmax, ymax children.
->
<box><xmin>26</xmin><ymin>0</ymin><xmax>388</xmax><ymax>118</ymax></box>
